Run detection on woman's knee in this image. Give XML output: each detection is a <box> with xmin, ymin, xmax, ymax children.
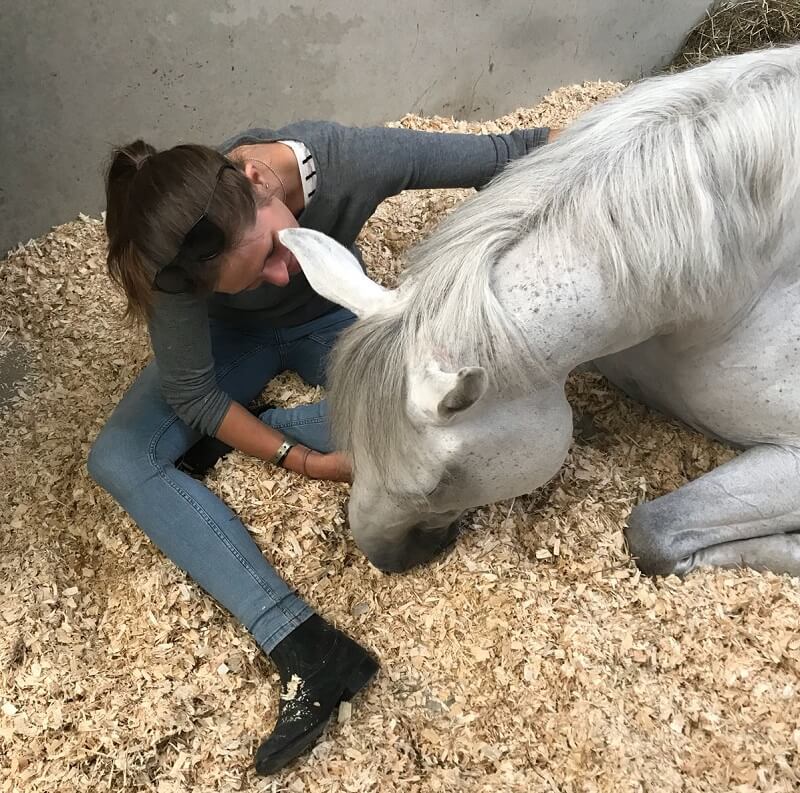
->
<box><xmin>87</xmin><ymin>421</ymin><xmax>163</xmax><ymax>501</ymax></box>
<box><xmin>87</xmin><ymin>424</ymin><xmax>129</xmax><ymax>494</ymax></box>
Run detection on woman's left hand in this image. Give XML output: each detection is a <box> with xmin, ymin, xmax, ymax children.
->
<box><xmin>287</xmin><ymin>446</ymin><xmax>352</xmax><ymax>482</ymax></box>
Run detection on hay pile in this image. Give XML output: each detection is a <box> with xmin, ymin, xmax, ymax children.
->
<box><xmin>3</xmin><ymin>80</ymin><xmax>800</xmax><ymax>793</ymax></box>
<box><xmin>671</xmin><ymin>0</ymin><xmax>800</xmax><ymax>69</ymax></box>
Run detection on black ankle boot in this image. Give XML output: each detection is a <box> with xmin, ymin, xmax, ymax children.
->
<box><xmin>176</xmin><ymin>403</ymin><xmax>273</xmax><ymax>477</ymax></box>
<box><xmin>254</xmin><ymin>614</ymin><xmax>379</xmax><ymax>775</ymax></box>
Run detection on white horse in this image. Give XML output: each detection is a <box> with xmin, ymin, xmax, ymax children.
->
<box><xmin>279</xmin><ymin>45</ymin><xmax>800</xmax><ymax>574</ymax></box>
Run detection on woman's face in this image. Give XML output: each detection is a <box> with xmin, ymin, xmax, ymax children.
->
<box><xmin>214</xmin><ymin>198</ymin><xmax>302</xmax><ymax>293</ymax></box>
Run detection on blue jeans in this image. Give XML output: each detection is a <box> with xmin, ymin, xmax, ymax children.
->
<box><xmin>88</xmin><ymin>307</ymin><xmax>356</xmax><ymax>653</ymax></box>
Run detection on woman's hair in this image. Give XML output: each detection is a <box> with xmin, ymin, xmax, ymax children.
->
<box><xmin>104</xmin><ymin>141</ymin><xmax>258</xmax><ymax>322</ymax></box>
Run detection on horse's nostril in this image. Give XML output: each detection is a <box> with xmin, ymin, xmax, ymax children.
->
<box><xmin>413</xmin><ymin>514</ymin><xmax>466</xmax><ymax>554</ymax></box>
<box><xmin>442</xmin><ymin>517</ymin><xmax>464</xmax><ymax>547</ymax></box>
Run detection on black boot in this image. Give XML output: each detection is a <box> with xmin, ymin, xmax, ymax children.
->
<box><xmin>254</xmin><ymin>614</ymin><xmax>379</xmax><ymax>775</ymax></box>
<box><xmin>176</xmin><ymin>403</ymin><xmax>273</xmax><ymax>477</ymax></box>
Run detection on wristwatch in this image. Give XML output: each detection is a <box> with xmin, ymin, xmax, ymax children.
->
<box><xmin>272</xmin><ymin>440</ymin><xmax>294</xmax><ymax>467</ymax></box>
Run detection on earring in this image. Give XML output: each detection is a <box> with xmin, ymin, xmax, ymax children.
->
<box><xmin>249</xmin><ymin>158</ymin><xmax>287</xmax><ymax>203</ymax></box>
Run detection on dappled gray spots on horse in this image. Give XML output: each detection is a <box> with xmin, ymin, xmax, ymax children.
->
<box><xmin>281</xmin><ymin>44</ymin><xmax>800</xmax><ymax>575</ymax></box>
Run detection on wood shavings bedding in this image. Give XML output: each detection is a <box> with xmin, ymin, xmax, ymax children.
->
<box><xmin>1</xmin><ymin>81</ymin><xmax>799</xmax><ymax>792</ymax></box>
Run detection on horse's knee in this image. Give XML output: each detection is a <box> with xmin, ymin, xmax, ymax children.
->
<box><xmin>625</xmin><ymin>504</ymin><xmax>686</xmax><ymax>577</ymax></box>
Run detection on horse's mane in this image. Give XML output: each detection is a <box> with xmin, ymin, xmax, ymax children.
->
<box><xmin>330</xmin><ymin>45</ymin><xmax>800</xmax><ymax>485</ymax></box>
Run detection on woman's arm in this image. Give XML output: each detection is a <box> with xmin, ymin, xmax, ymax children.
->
<box><xmin>215</xmin><ymin>402</ymin><xmax>351</xmax><ymax>481</ymax></box>
<box><xmin>147</xmin><ymin>292</ymin><xmax>232</xmax><ymax>434</ymax></box>
<box><xmin>328</xmin><ymin>122</ymin><xmax>557</xmax><ymax>199</ymax></box>
<box><xmin>148</xmin><ymin>292</ymin><xmax>350</xmax><ymax>481</ymax></box>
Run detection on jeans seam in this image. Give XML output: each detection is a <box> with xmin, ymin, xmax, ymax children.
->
<box><xmin>146</xmin><ymin>412</ymin><xmax>299</xmax><ymax>624</ymax></box>
<box><xmin>271</xmin><ymin>415</ymin><xmax>327</xmax><ymax>430</ymax></box>
<box><xmin>261</xmin><ymin>603</ymin><xmax>313</xmax><ymax>648</ymax></box>
<box><xmin>307</xmin><ymin>335</ymin><xmax>336</xmax><ymax>349</ymax></box>
<box><xmin>307</xmin><ymin>320</ymin><xmax>352</xmax><ymax>348</ymax></box>
<box><xmin>276</xmin><ymin>339</ymin><xmax>290</xmax><ymax>370</ymax></box>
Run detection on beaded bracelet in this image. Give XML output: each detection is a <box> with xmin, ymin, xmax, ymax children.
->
<box><xmin>300</xmin><ymin>447</ymin><xmax>312</xmax><ymax>477</ymax></box>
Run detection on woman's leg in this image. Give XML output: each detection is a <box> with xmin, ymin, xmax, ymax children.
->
<box><xmin>260</xmin><ymin>308</ymin><xmax>356</xmax><ymax>452</ymax></box>
<box><xmin>87</xmin><ymin>326</ymin><xmax>310</xmax><ymax>652</ymax></box>
<box><xmin>89</xmin><ymin>317</ymin><xmax>378</xmax><ymax>775</ymax></box>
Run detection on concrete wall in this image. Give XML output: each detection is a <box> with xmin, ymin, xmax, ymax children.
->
<box><xmin>0</xmin><ymin>0</ymin><xmax>711</xmax><ymax>254</ymax></box>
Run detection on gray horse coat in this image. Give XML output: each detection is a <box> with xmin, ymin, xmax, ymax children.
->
<box><xmin>281</xmin><ymin>45</ymin><xmax>800</xmax><ymax>576</ymax></box>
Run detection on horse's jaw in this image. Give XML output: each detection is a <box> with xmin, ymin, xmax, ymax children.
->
<box><xmin>346</xmin><ymin>388</ymin><xmax>574</xmax><ymax>572</ymax></box>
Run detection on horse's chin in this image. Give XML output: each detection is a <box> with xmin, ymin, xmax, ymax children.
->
<box><xmin>346</xmin><ymin>500</ymin><xmax>467</xmax><ymax>573</ymax></box>
<box><xmin>369</xmin><ymin>513</ymin><xmax>467</xmax><ymax>573</ymax></box>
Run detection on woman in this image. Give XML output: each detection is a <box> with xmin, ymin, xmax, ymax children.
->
<box><xmin>89</xmin><ymin>119</ymin><xmax>555</xmax><ymax>774</ymax></box>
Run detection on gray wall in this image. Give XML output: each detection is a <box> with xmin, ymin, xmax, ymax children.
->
<box><xmin>0</xmin><ymin>0</ymin><xmax>710</xmax><ymax>254</ymax></box>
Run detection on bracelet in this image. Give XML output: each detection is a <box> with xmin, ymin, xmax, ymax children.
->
<box><xmin>271</xmin><ymin>440</ymin><xmax>294</xmax><ymax>467</ymax></box>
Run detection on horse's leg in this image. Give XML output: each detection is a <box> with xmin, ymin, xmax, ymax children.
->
<box><xmin>675</xmin><ymin>534</ymin><xmax>800</xmax><ymax>573</ymax></box>
<box><xmin>626</xmin><ymin>444</ymin><xmax>800</xmax><ymax>577</ymax></box>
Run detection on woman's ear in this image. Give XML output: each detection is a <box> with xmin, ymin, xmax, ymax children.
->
<box><xmin>243</xmin><ymin>160</ymin><xmax>266</xmax><ymax>188</ymax></box>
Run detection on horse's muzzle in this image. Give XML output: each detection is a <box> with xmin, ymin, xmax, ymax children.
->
<box><xmin>372</xmin><ymin>514</ymin><xmax>466</xmax><ymax>574</ymax></box>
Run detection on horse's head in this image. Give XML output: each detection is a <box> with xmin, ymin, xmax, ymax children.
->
<box><xmin>343</xmin><ymin>365</ymin><xmax>573</xmax><ymax>572</ymax></box>
<box><xmin>279</xmin><ymin>228</ymin><xmax>573</xmax><ymax>572</ymax></box>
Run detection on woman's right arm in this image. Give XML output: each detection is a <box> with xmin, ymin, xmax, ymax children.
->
<box><xmin>215</xmin><ymin>401</ymin><xmax>351</xmax><ymax>481</ymax></box>
<box><xmin>148</xmin><ymin>293</ymin><xmax>350</xmax><ymax>481</ymax></box>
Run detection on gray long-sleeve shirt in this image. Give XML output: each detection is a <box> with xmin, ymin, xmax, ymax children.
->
<box><xmin>148</xmin><ymin>121</ymin><xmax>550</xmax><ymax>435</ymax></box>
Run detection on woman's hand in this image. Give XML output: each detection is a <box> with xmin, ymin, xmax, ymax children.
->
<box><xmin>215</xmin><ymin>403</ymin><xmax>352</xmax><ymax>482</ymax></box>
<box><xmin>306</xmin><ymin>450</ymin><xmax>352</xmax><ymax>482</ymax></box>
<box><xmin>285</xmin><ymin>446</ymin><xmax>352</xmax><ymax>483</ymax></box>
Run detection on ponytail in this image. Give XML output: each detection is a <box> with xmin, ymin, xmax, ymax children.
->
<box><xmin>105</xmin><ymin>141</ymin><xmax>159</xmax><ymax>322</ymax></box>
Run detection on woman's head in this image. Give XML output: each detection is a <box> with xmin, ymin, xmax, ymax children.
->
<box><xmin>104</xmin><ymin>141</ymin><xmax>301</xmax><ymax>321</ymax></box>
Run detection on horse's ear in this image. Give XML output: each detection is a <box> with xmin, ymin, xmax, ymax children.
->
<box><xmin>408</xmin><ymin>363</ymin><xmax>488</xmax><ymax>423</ymax></box>
<box><xmin>278</xmin><ymin>228</ymin><xmax>397</xmax><ymax>317</ymax></box>
<box><xmin>437</xmin><ymin>367</ymin><xmax>489</xmax><ymax>419</ymax></box>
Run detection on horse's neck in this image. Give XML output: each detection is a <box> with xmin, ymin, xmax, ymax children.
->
<box><xmin>493</xmin><ymin>243</ymin><xmax>673</xmax><ymax>379</ymax></box>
